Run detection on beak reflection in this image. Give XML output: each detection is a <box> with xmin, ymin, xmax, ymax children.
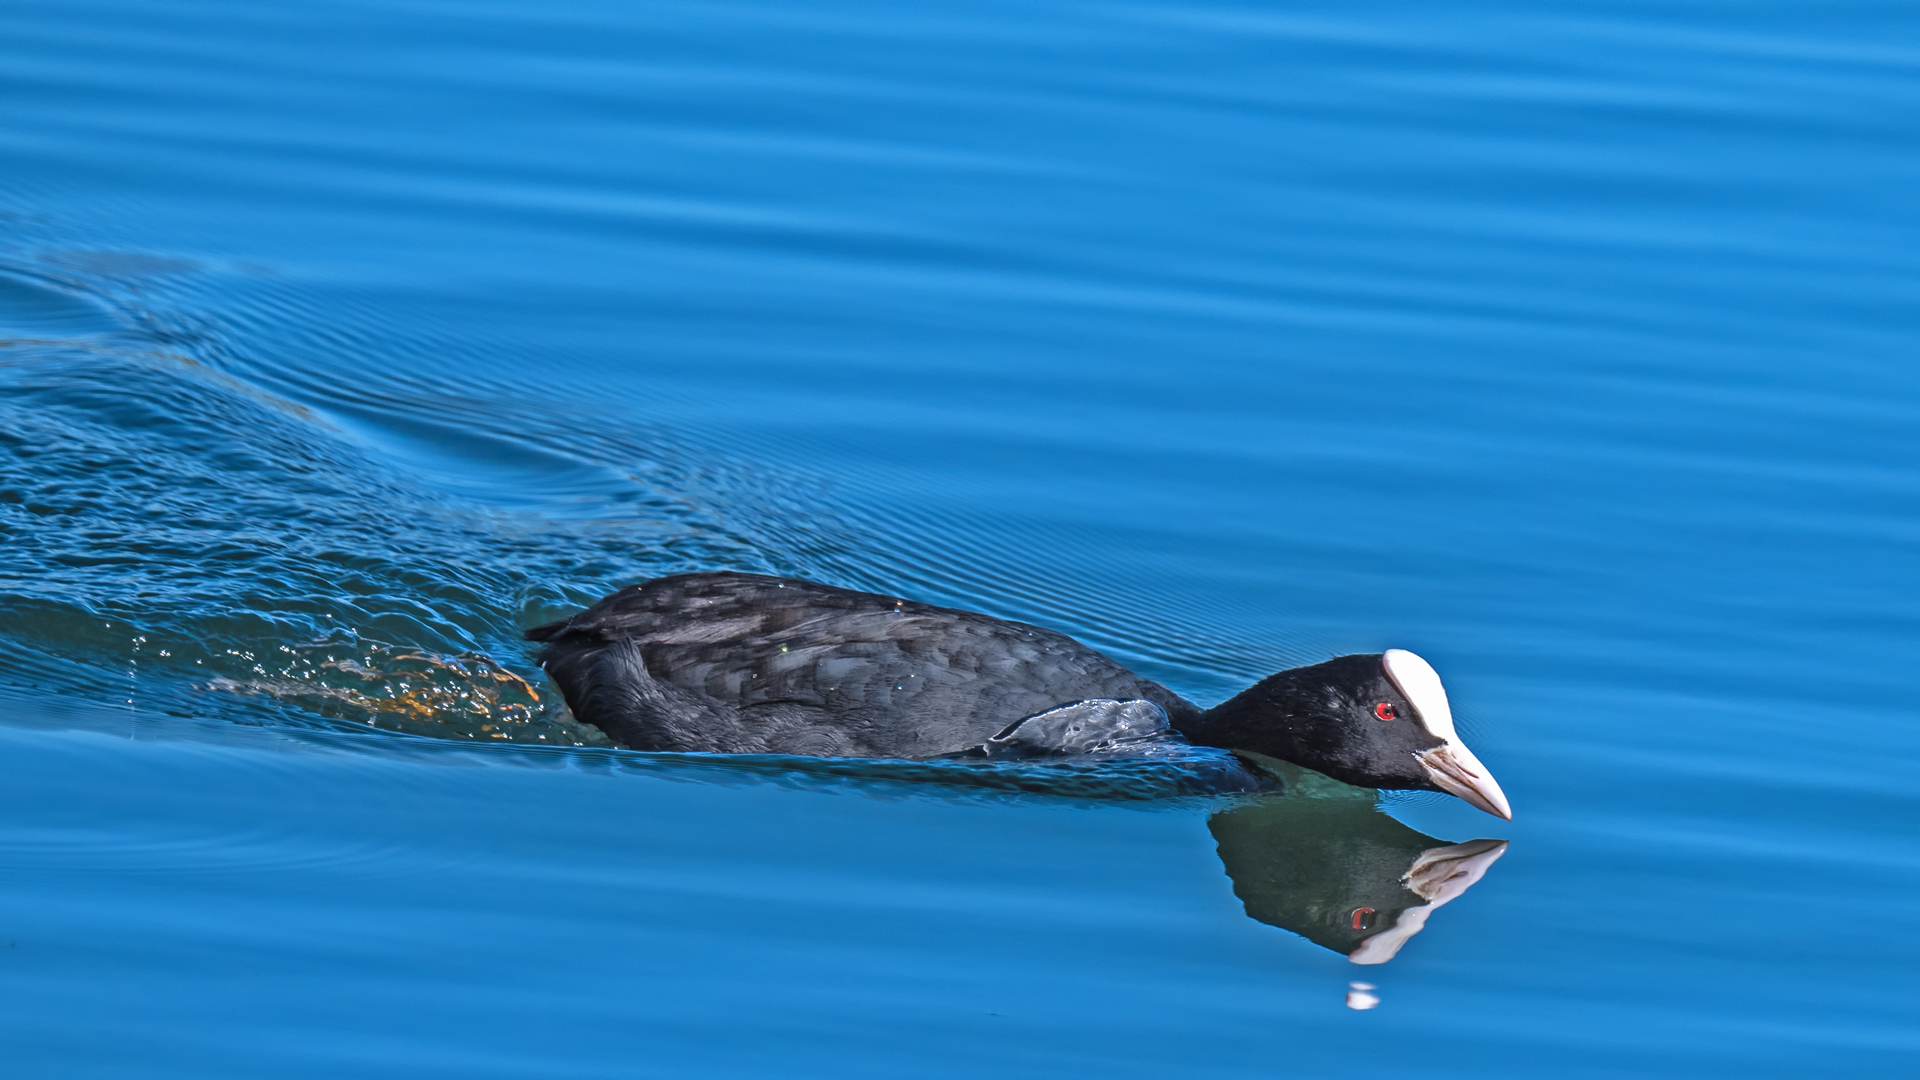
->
<box><xmin>1346</xmin><ymin>839</ymin><xmax>1506</xmax><ymax>964</ymax></box>
<box><xmin>1209</xmin><ymin>761</ymin><xmax>1509</xmax><ymax>964</ymax></box>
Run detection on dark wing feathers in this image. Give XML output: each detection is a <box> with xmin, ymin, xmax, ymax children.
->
<box><xmin>526</xmin><ymin>571</ymin><xmax>1199</xmax><ymax>758</ymax></box>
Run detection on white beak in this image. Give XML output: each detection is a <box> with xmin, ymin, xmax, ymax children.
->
<box><xmin>1382</xmin><ymin>649</ymin><xmax>1514</xmax><ymax>821</ymax></box>
<box><xmin>1415</xmin><ymin>742</ymin><xmax>1513</xmax><ymax>821</ymax></box>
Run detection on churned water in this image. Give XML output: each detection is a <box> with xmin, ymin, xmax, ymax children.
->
<box><xmin>2</xmin><ymin>0</ymin><xmax>1917</xmax><ymax>1075</ymax></box>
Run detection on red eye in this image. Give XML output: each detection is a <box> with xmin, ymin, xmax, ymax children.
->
<box><xmin>1373</xmin><ymin>702</ymin><xmax>1397</xmax><ymax>721</ymax></box>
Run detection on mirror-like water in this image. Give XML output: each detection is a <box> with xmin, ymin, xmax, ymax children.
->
<box><xmin>2</xmin><ymin>0</ymin><xmax>1917</xmax><ymax>1075</ymax></box>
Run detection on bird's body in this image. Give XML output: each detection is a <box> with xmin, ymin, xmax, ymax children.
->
<box><xmin>527</xmin><ymin>571</ymin><xmax>1514</xmax><ymax>819</ymax></box>
<box><xmin>526</xmin><ymin>572</ymin><xmax>1198</xmax><ymax>758</ymax></box>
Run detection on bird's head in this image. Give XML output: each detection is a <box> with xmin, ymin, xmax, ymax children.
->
<box><xmin>1202</xmin><ymin>649</ymin><xmax>1512</xmax><ymax>820</ymax></box>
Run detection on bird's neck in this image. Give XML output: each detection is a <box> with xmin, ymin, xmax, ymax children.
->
<box><xmin>1181</xmin><ymin>671</ymin><xmax>1310</xmax><ymax>756</ymax></box>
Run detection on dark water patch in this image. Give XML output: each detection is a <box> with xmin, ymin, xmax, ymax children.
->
<box><xmin>0</xmin><ymin>268</ymin><xmax>123</xmax><ymax>339</ymax></box>
<box><xmin>611</xmin><ymin>744</ymin><xmax>1277</xmax><ymax>804</ymax></box>
<box><xmin>36</xmin><ymin>248</ymin><xmax>203</xmax><ymax>283</ymax></box>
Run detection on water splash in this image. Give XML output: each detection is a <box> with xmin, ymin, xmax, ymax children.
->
<box><xmin>205</xmin><ymin>633</ymin><xmax>609</xmax><ymax>746</ymax></box>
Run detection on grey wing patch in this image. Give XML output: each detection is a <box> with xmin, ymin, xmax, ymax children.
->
<box><xmin>952</xmin><ymin>698</ymin><xmax>1175</xmax><ymax>760</ymax></box>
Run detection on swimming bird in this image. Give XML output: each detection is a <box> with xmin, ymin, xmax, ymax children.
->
<box><xmin>525</xmin><ymin>572</ymin><xmax>1512</xmax><ymax>819</ymax></box>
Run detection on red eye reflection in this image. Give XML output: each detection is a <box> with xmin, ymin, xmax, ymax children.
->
<box><xmin>1373</xmin><ymin>702</ymin><xmax>1398</xmax><ymax>721</ymax></box>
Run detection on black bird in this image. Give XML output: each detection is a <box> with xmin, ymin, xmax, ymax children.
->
<box><xmin>526</xmin><ymin>571</ymin><xmax>1512</xmax><ymax>819</ymax></box>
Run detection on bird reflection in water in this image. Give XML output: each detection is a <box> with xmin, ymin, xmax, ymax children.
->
<box><xmin>1209</xmin><ymin>757</ymin><xmax>1508</xmax><ymax>971</ymax></box>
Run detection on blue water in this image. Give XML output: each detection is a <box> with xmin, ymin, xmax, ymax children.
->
<box><xmin>3</xmin><ymin>0</ymin><xmax>1918</xmax><ymax>1074</ymax></box>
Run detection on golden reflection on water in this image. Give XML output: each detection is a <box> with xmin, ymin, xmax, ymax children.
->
<box><xmin>208</xmin><ymin>636</ymin><xmax>609</xmax><ymax>745</ymax></box>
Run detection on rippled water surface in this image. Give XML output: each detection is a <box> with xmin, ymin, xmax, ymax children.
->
<box><xmin>3</xmin><ymin>0</ymin><xmax>1918</xmax><ymax>1075</ymax></box>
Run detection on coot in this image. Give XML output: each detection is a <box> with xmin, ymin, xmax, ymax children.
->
<box><xmin>526</xmin><ymin>572</ymin><xmax>1512</xmax><ymax>819</ymax></box>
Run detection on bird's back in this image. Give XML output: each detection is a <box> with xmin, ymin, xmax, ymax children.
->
<box><xmin>526</xmin><ymin>572</ymin><xmax>1200</xmax><ymax>758</ymax></box>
